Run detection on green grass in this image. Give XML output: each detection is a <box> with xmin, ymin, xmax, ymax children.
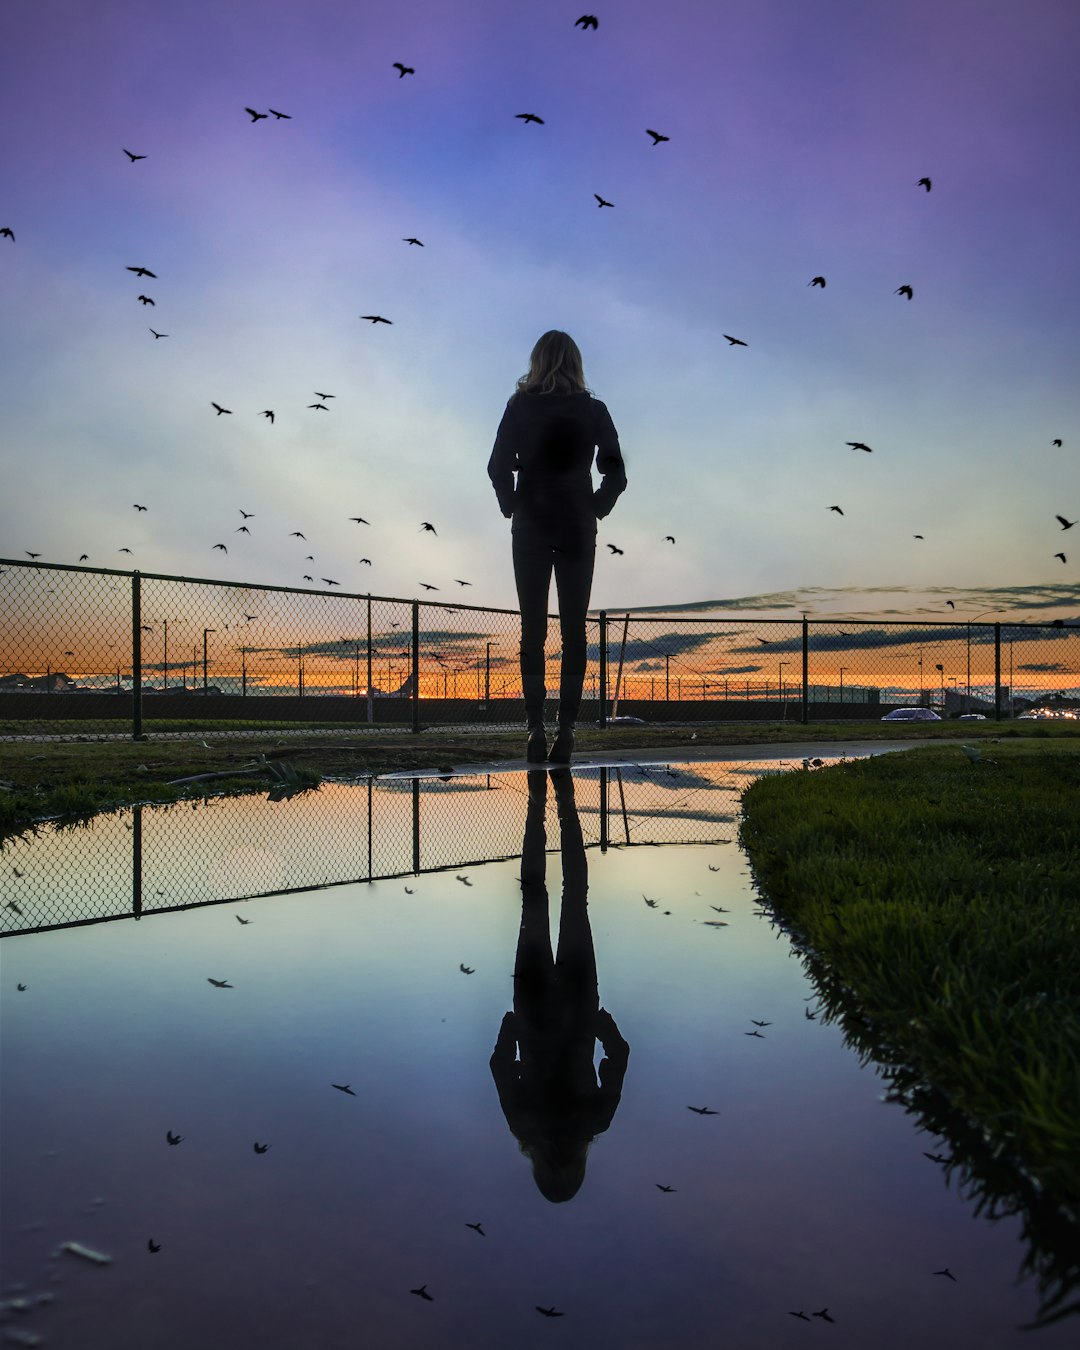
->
<box><xmin>739</xmin><ymin>743</ymin><xmax>1080</xmax><ymax>1323</ymax></box>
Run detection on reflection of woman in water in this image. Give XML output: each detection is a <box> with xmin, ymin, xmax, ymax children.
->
<box><xmin>487</xmin><ymin>331</ymin><xmax>627</xmax><ymax>764</ymax></box>
<box><xmin>490</xmin><ymin>768</ymin><xmax>629</xmax><ymax>1202</ymax></box>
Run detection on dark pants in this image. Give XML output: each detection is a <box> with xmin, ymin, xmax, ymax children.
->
<box><xmin>512</xmin><ymin>528</ymin><xmax>596</xmax><ymax>729</ymax></box>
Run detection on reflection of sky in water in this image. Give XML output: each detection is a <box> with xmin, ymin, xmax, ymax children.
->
<box><xmin>2</xmin><ymin>763</ymin><xmax>1073</xmax><ymax>1348</ymax></box>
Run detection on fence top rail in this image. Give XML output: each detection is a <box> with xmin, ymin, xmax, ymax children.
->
<box><xmin>2</xmin><ymin>560</ymin><xmax>1076</xmax><ymax>632</ymax></box>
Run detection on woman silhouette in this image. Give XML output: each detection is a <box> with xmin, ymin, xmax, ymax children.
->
<box><xmin>488</xmin><ymin>331</ymin><xmax>627</xmax><ymax>763</ymax></box>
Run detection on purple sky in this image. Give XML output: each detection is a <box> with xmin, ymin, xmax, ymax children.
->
<box><xmin>2</xmin><ymin>0</ymin><xmax>1079</xmax><ymax>621</ymax></box>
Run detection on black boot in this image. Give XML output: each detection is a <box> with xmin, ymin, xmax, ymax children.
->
<box><xmin>526</xmin><ymin>726</ymin><xmax>547</xmax><ymax>763</ymax></box>
<box><xmin>547</xmin><ymin>726</ymin><xmax>574</xmax><ymax>764</ymax></box>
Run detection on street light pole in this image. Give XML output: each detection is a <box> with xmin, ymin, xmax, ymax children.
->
<box><xmin>967</xmin><ymin>610</ymin><xmax>1003</xmax><ymax>713</ymax></box>
<box><xmin>665</xmin><ymin>653</ymin><xmax>671</xmax><ymax>702</ymax></box>
<box><xmin>202</xmin><ymin>628</ymin><xmax>216</xmax><ymax>692</ymax></box>
<box><xmin>779</xmin><ymin>661</ymin><xmax>789</xmax><ymax>703</ymax></box>
<box><xmin>162</xmin><ymin>619</ymin><xmax>168</xmax><ymax>691</ymax></box>
<box><xmin>838</xmin><ymin>666</ymin><xmax>847</xmax><ymax>704</ymax></box>
<box><xmin>485</xmin><ymin>641</ymin><xmax>495</xmax><ymax>705</ymax></box>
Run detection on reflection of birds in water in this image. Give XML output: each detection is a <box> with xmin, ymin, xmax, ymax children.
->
<box><xmin>148</xmin><ymin>1239</ymin><xmax>161</xmax><ymax>1252</ymax></box>
<box><xmin>465</xmin><ymin>1222</ymin><xmax>485</xmax><ymax>1236</ymax></box>
<box><xmin>491</xmin><ymin>771</ymin><xmax>629</xmax><ymax>1204</ymax></box>
<box><xmin>934</xmin><ymin>1268</ymin><xmax>957</xmax><ymax>1281</ymax></box>
<box><xmin>813</xmin><ymin>1308</ymin><xmax>835</xmax><ymax>1322</ymax></box>
<box><xmin>254</xmin><ymin>1142</ymin><xmax>270</xmax><ymax>1153</ymax></box>
<box><xmin>166</xmin><ymin>1131</ymin><xmax>183</xmax><ymax>1145</ymax></box>
<box><xmin>536</xmin><ymin>1306</ymin><xmax>564</xmax><ymax>1318</ymax></box>
<box><xmin>656</xmin><ymin>1183</ymin><xmax>676</xmax><ymax>1192</ymax></box>
<box><xmin>332</xmin><ymin>1083</ymin><xmax>355</xmax><ymax>1095</ymax></box>
<box><xmin>410</xmin><ymin>1285</ymin><xmax>433</xmax><ymax>1301</ymax></box>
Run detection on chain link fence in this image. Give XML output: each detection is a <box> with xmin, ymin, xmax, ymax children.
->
<box><xmin>0</xmin><ymin>758</ymin><xmax>777</xmax><ymax>935</ymax></box>
<box><xmin>3</xmin><ymin>558</ymin><xmax>1079</xmax><ymax>739</ymax></box>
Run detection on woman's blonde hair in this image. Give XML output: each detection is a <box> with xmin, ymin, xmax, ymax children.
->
<box><xmin>516</xmin><ymin>330</ymin><xmax>589</xmax><ymax>396</ymax></box>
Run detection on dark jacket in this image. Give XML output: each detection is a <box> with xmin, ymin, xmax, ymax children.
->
<box><xmin>487</xmin><ymin>391</ymin><xmax>626</xmax><ymax>544</ymax></box>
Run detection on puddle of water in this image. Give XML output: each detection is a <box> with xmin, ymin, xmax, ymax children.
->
<box><xmin>1</xmin><ymin>761</ymin><xmax>1074</xmax><ymax>1348</ymax></box>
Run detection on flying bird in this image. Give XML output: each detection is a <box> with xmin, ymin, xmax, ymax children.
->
<box><xmin>244</xmin><ymin>107</ymin><xmax>268</xmax><ymax>121</ymax></box>
<box><xmin>946</xmin><ymin>600</ymin><xmax>956</xmax><ymax>608</ymax></box>
<box><xmin>459</xmin><ymin>963</ymin><xmax>475</xmax><ymax>974</ymax></box>
<box><xmin>1055</xmin><ymin>515</ymin><xmax>1076</xmax><ymax>530</ymax></box>
<box><xmin>211</xmin><ymin>402</ymin><xmax>232</xmax><ymax>415</ymax></box>
<box><xmin>656</xmin><ymin>1184</ymin><xmax>676</xmax><ymax>1192</ymax></box>
<box><xmin>393</xmin><ymin>62</ymin><xmax>414</xmax><ymax>77</ymax></box>
<box><xmin>253</xmin><ymin>1142</ymin><xmax>270</xmax><ymax>1153</ymax></box>
<box><xmin>207</xmin><ymin>977</ymin><xmax>232</xmax><ymax>987</ymax></box>
<box><xmin>17</xmin><ymin>982</ymin><xmax>27</xmax><ymax>990</ymax></box>
<box><xmin>895</xmin><ymin>284</ymin><xmax>913</xmax><ymax>299</ymax></box>
<box><xmin>847</xmin><ymin>441</ymin><xmax>873</xmax><ymax>452</ymax></box>
<box><xmin>420</xmin><ymin>521</ymin><xmax>437</xmax><ymax>534</ymax></box>
<box><xmin>455</xmin><ymin>874</ymin><xmax>472</xmax><ymax>885</ymax></box>
<box><xmin>403</xmin><ymin>237</ymin><xmax>424</xmax><ymax>246</ymax></box>
<box><xmin>917</xmin><ymin>177</ymin><xmax>932</xmax><ymax>191</ymax></box>
<box><xmin>646</xmin><ymin>129</ymin><xmax>669</xmax><ymax>144</ymax></box>
<box><xmin>268</xmin><ymin>109</ymin><xmax>291</xmax><ymax>119</ymax></box>
<box><xmin>575</xmin><ymin>14</ymin><xmax>599</xmax><ymax>29</ymax></box>
<box><xmin>290</xmin><ymin>531</ymin><xmax>306</xmax><ymax>538</ymax></box>
<box><xmin>594</xmin><ymin>193</ymin><xmax>614</xmax><ymax>207</ymax></box>
<box><xmin>750</xmin><ymin>1019</ymin><xmax>771</xmax><ymax>1027</ymax></box>
<box><xmin>137</xmin><ymin>295</ymin><xmax>155</xmax><ymax>305</ymax></box>
<box><xmin>147</xmin><ymin>1239</ymin><xmax>161</xmax><ymax>1252</ymax></box>
<box><xmin>933</xmin><ymin>1268</ymin><xmax>957</xmax><ymax>1282</ymax></box>
<box><xmin>213</xmin><ymin>544</ymin><xmax>228</xmax><ymax>552</ymax></box>
<box><xmin>79</xmin><ymin>554</ymin><xmax>89</xmax><ymax>560</ymax></box>
<box><xmin>723</xmin><ymin>334</ymin><xmax>747</xmax><ymax>346</ymax></box>
<box><xmin>358</xmin><ymin>558</ymin><xmax>372</xmax><ymax>565</ymax></box>
<box><xmin>813</xmin><ymin>1308</ymin><xmax>835</xmax><ymax>1323</ymax></box>
<box><xmin>235</xmin><ymin>915</ymin><xmax>251</xmax><ymax>923</ymax></box>
<box><xmin>149</xmin><ymin>328</ymin><xmax>167</xmax><ymax>338</ymax></box>
<box><xmin>240</xmin><ymin>509</ymin><xmax>254</xmax><ymax>518</ymax></box>
<box><xmin>454</xmin><ymin>578</ymin><xmax>472</xmax><ymax>586</ymax></box>
<box><xmin>466</xmin><ymin>1222</ymin><xmax>485</xmax><ymax>1236</ymax></box>
<box><xmin>1054</xmin><ymin>552</ymin><xmax>1067</xmax><ymax>563</ymax></box>
<box><xmin>314</xmin><ymin>391</ymin><xmax>335</xmax><ymax>400</ymax></box>
<box><xmin>308</xmin><ymin>403</ymin><xmax>329</xmax><ymax>411</ymax></box>
<box><xmin>0</xmin><ymin>227</ymin><xmax>14</xmax><ymax>240</ymax></box>
<box><xmin>332</xmin><ymin>1083</ymin><xmax>356</xmax><ymax>1095</ymax></box>
<box><xmin>410</xmin><ymin>1285</ymin><xmax>433</xmax><ymax>1301</ymax></box>
<box><xmin>349</xmin><ymin>516</ymin><xmax>370</xmax><ymax>525</ymax></box>
<box><xmin>535</xmin><ymin>1307</ymin><xmax>563</xmax><ymax>1318</ymax></box>
<box><xmin>360</xmin><ymin>314</ymin><xmax>392</xmax><ymax>323</ymax></box>
<box><xmin>419</xmin><ymin>582</ymin><xmax>438</xmax><ymax>590</ymax></box>
<box><xmin>606</xmin><ymin>543</ymin><xmax>624</xmax><ymax>554</ymax></box>
<box><xmin>687</xmin><ymin>1106</ymin><xmax>718</xmax><ymax>1115</ymax></box>
<box><xmin>118</xmin><ymin>547</ymin><xmax>133</xmax><ymax>553</ymax></box>
<box><xmin>322</xmin><ymin>578</ymin><xmax>340</xmax><ymax>586</ymax></box>
<box><xmin>123</xmin><ymin>149</ymin><xmax>147</xmax><ymax>161</ymax></box>
<box><xmin>303</xmin><ymin>575</ymin><xmax>313</xmax><ymax>582</ymax></box>
<box><xmin>789</xmin><ymin>1311</ymin><xmax>811</xmax><ymax>1322</ymax></box>
<box><xmin>127</xmin><ymin>266</ymin><xmax>156</xmax><ymax>277</ymax></box>
<box><xmin>166</xmin><ymin>1130</ymin><xmax>183</xmax><ymax>1145</ymax></box>
<box><xmin>664</xmin><ymin>535</ymin><xmax>675</xmax><ymax>543</ymax></box>
<box><xmin>828</xmin><ymin>505</ymin><xmax>844</xmax><ymax>514</ymax></box>
<box><xmin>914</xmin><ymin>534</ymin><xmax>924</xmax><ymax>539</ymax></box>
<box><xmin>133</xmin><ymin>503</ymin><xmax>147</xmax><ymax>511</ymax></box>
<box><xmin>516</xmin><ymin>113</ymin><xmax>545</xmax><ymax>124</ymax></box>
<box><xmin>809</xmin><ymin>275</ymin><xmax>826</xmax><ymax>287</ymax></box>
<box><xmin>260</xmin><ymin>410</ymin><xmax>274</xmax><ymax>422</ymax></box>
<box><xmin>745</xmin><ymin>1029</ymin><xmax>765</xmax><ymax>1038</ymax></box>
<box><xmin>1052</xmin><ymin>438</ymin><xmax>1062</xmax><ymax>446</ymax></box>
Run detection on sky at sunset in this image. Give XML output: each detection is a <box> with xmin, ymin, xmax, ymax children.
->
<box><xmin>2</xmin><ymin>0</ymin><xmax>1079</xmax><ymax>626</ymax></box>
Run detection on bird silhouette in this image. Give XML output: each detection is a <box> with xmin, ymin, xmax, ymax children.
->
<box><xmin>322</xmin><ymin>578</ymin><xmax>340</xmax><ymax>586</ymax></box>
<box><xmin>166</xmin><ymin>1130</ymin><xmax>183</xmax><ymax>1145</ymax></box>
<box><xmin>946</xmin><ymin>600</ymin><xmax>956</xmax><ymax>608</ymax></box>
<box><xmin>268</xmin><ymin>108</ymin><xmax>291</xmax><ymax>119</ymax></box>
<box><xmin>235</xmin><ymin>915</ymin><xmax>251</xmax><ymax>924</ymax></box>
<box><xmin>17</xmin><ymin>982</ymin><xmax>27</xmax><ymax>990</ymax></box>
<box><xmin>643</xmin><ymin>896</ymin><xmax>658</xmax><ymax>908</ymax></box>
<box><xmin>403</xmin><ymin>237</ymin><xmax>424</xmax><ymax>246</ymax></box>
<box><xmin>244</xmin><ymin>107</ymin><xmax>268</xmax><ymax>121</ymax></box>
<box><xmin>290</xmin><ymin>531</ymin><xmax>306</xmax><ymax>539</ymax></box>
<box><xmin>239</xmin><ymin>509</ymin><xmax>254</xmax><ymax>518</ymax></box>
<box><xmin>0</xmin><ymin>227</ymin><xmax>14</xmax><ymax>240</ymax></box>
<box><xmin>419</xmin><ymin>582</ymin><xmax>438</xmax><ymax>590</ymax></box>
<box><xmin>302</xmin><ymin>575</ymin><xmax>313</xmax><ymax>582</ymax></box>
<box><xmin>147</xmin><ymin>1239</ymin><xmax>161</xmax><ymax>1251</ymax></box>
<box><xmin>308</xmin><ymin>403</ymin><xmax>329</xmax><ymax>411</ymax></box>
<box><xmin>805</xmin><ymin>1007</ymin><xmax>817</xmax><ymax>1020</ymax></box>
<box><xmin>349</xmin><ymin>516</ymin><xmax>370</xmax><ymax>524</ymax></box>
<box><xmin>133</xmin><ymin>503</ymin><xmax>147</xmax><ymax>511</ymax></box>
<box><xmin>847</xmin><ymin>441</ymin><xmax>873</xmax><ymax>452</ymax></box>
<box><xmin>1054</xmin><ymin>552</ymin><xmax>1067</xmax><ymax>563</ymax></box>
<box><xmin>455</xmin><ymin>874</ymin><xmax>472</xmax><ymax>885</ymax></box>
<box><xmin>710</xmin><ymin>905</ymin><xmax>730</xmax><ymax>913</ymax></box>
<box><xmin>207</xmin><ymin>977</ymin><xmax>232</xmax><ymax>987</ymax></box>
<box><xmin>314</xmin><ymin>391</ymin><xmax>334</xmax><ymax>400</ymax></box>
<box><xmin>410</xmin><ymin>1285</ymin><xmax>433</xmax><ymax>1301</ymax></box>
<box><xmin>465</xmin><ymin>1221</ymin><xmax>486</xmax><ymax>1236</ymax></box>
<box><xmin>118</xmin><ymin>547</ymin><xmax>133</xmax><ymax>553</ymax></box>
<box><xmin>745</xmin><ymin>1029</ymin><xmax>765</xmax><ymax>1038</ymax></box>
<box><xmin>535</xmin><ymin>1307</ymin><xmax>563</xmax><ymax>1318</ymax></box>
<box><xmin>137</xmin><ymin>295</ymin><xmax>155</xmax><ymax>305</ymax></box>
<box><xmin>809</xmin><ymin>275</ymin><xmax>826</xmax><ymax>287</ymax></box>
<box><xmin>1055</xmin><ymin>515</ymin><xmax>1076</xmax><ymax>530</ymax></box>
<box><xmin>359</xmin><ymin>558</ymin><xmax>372</xmax><ymax>565</ymax></box>
<box><xmin>933</xmin><ymin>1268</ymin><xmax>957</xmax><ymax>1281</ymax></box>
<box><xmin>606</xmin><ymin>543</ymin><xmax>624</xmax><ymax>555</ymax></box>
<box><xmin>923</xmin><ymin>1151</ymin><xmax>952</xmax><ymax>1164</ymax></box>
<box><xmin>360</xmin><ymin>314</ymin><xmax>392</xmax><ymax>323</ymax></box>
<box><xmin>723</xmin><ymin>334</ymin><xmax>749</xmax><ymax>349</ymax></box>
<box><xmin>575</xmin><ymin>14</ymin><xmax>598</xmax><ymax>29</ymax></box>
<box><xmin>917</xmin><ymin>177</ymin><xmax>932</xmax><ymax>191</ymax></box>
<box><xmin>664</xmin><ymin>535</ymin><xmax>675</xmax><ymax>543</ymax></box>
<box><xmin>259</xmin><ymin>410</ymin><xmax>274</xmax><ymax>423</ymax></box>
<box><xmin>828</xmin><ymin>505</ymin><xmax>844</xmax><ymax>514</ymax></box>
<box><xmin>127</xmin><ymin>266</ymin><xmax>156</xmax><ymax>277</ymax></box>
<box><xmin>914</xmin><ymin>534</ymin><xmax>924</xmax><ymax>539</ymax></box>
<box><xmin>420</xmin><ymin>521</ymin><xmax>437</xmax><ymax>534</ymax></box>
<box><xmin>79</xmin><ymin>554</ymin><xmax>89</xmax><ymax>561</ymax></box>
<box><xmin>789</xmin><ymin>1311</ymin><xmax>811</xmax><ymax>1321</ymax></box>
<box><xmin>707</xmin><ymin>864</ymin><xmax>721</xmax><ymax>872</ymax></box>
<box><xmin>813</xmin><ymin>1308</ymin><xmax>835</xmax><ymax>1322</ymax></box>
<box><xmin>211</xmin><ymin>402</ymin><xmax>232</xmax><ymax>415</ymax></box>
<box><xmin>687</xmin><ymin>1105</ymin><xmax>717</xmax><ymax>1115</ymax></box>
<box><xmin>895</xmin><ymin>284</ymin><xmax>913</xmax><ymax>299</ymax></box>
<box><xmin>149</xmin><ymin>328</ymin><xmax>168</xmax><ymax>338</ymax></box>
<box><xmin>656</xmin><ymin>1183</ymin><xmax>676</xmax><ymax>1192</ymax></box>
<box><xmin>516</xmin><ymin>113</ymin><xmax>545</xmax><ymax>124</ymax></box>
<box><xmin>594</xmin><ymin>193</ymin><xmax>614</xmax><ymax>207</ymax></box>
<box><xmin>332</xmin><ymin>1083</ymin><xmax>356</xmax><ymax>1095</ymax></box>
<box><xmin>459</xmin><ymin>963</ymin><xmax>475</xmax><ymax>974</ymax></box>
<box><xmin>253</xmin><ymin>1142</ymin><xmax>270</xmax><ymax>1153</ymax></box>
<box><xmin>393</xmin><ymin>62</ymin><xmax>415</xmax><ymax>77</ymax></box>
<box><xmin>124</xmin><ymin>148</ymin><xmax>147</xmax><ymax>162</ymax></box>
<box><xmin>750</xmin><ymin>1019</ymin><xmax>771</xmax><ymax>1027</ymax></box>
<box><xmin>646</xmin><ymin>129</ymin><xmax>669</xmax><ymax>144</ymax></box>
<box><xmin>212</xmin><ymin>544</ymin><xmax>228</xmax><ymax>553</ymax></box>
<box><xmin>235</xmin><ymin>525</ymin><xmax>250</xmax><ymax>534</ymax></box>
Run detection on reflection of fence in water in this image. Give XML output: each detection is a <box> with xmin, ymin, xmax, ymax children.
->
<box><xmin>0</xmin><ymin>761</ymin><xmax>769</xmax><ymax>936</ymax></box>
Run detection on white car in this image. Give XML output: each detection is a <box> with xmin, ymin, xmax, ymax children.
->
<box><xmin>958</xmin><ymin>713</ymin><xmax>987</xmax><ymax>720</ymax></box>
<box><xmin>881</xmin><ymin>707</ymin><xmax>941</xmax><ymax>722</ymax></box>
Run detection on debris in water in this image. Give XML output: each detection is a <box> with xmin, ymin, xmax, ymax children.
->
<box><xmin>58</xmin><ymin>1240</ymin><xmax>112</xmax><ymax>1265</ymax></box>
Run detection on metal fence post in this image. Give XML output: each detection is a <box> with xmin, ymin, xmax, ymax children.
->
<box><xmin>801</xmin><ymin>617</ymin><xmax>809</xmax><ymax>725</ymax></box>
<box><xmin>131</xmin><ymin>571</ymin><xmax>144</xmax><ymax>740</ymax></box>
<box><xmin>366</xmin><ymin>595</ymin><xmax>374</xmax><ymax>725</ymax></box>
<box><xmin>411</xmin><ymin>599</ymin><xmax>420</xmax><ymax>733</ymax></box>
<box><xmin>994</xmin><ymin>622</ymin><xmax>1002</xmax><ymax>720</ymax></box>
<box><xmin>598</xmin><ymin>611</ymin><xmax>608</xmax><ymax>727</ymax></box>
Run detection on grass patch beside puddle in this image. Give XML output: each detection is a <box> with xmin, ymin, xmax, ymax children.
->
<box><xmin>739</xmin><ymin>743</ymin><xmax>1080</xmax><ymax>1213</ymax></box>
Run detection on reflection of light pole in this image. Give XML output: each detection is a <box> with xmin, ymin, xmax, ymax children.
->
<box><xmin>202</xmin><ymin>628</ymin><xmax>216</xmax><ymax>692</ymax></box>
<box><xmin>838</xmin><ymin>666</ymin><xmax>848</xmax><ymax>704</ymax></box>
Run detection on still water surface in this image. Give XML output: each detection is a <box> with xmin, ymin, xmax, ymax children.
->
<box><xmin>1</xmin><ymin>759</ymin><xmax>1072</xmax><ymax>1348</ymax></box>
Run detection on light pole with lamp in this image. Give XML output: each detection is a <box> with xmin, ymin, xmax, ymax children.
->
<box><xmin>838</xmin><ymin>666</ymin><xmax>847</xmax><ymax>705</ymax></box>
<box><xmin>967</xmin><ymin>610</ymin><xmax>1003</xmax><ymax>713</ymax></box>
<box><xmin>935</xmin><ymin>663</ymin><xmax>945</xmax><ymax>713</ymax></box>
<box><xmin>484</xmin><ymin>641</ymin><xmax>496</xmax><ymax>706</ymax></box>
<box><xmin>778</xmin><ymin>661</ymin><xmax>789</xmax><ymax>703</ymax></box>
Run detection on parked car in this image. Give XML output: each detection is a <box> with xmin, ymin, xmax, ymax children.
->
<box><xmin>958</xmin><ymin>713</ymin><xmax>987</xmax><ymax>720</ymax></box>
<box><xmin>881</xmin><ymin>707</ymin><xmax>941</xmax><ymax>722</ymax></box>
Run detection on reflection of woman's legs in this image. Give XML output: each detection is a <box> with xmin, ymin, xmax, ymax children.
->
<box><xmin>551</xmin><ymin>770</ymin><xmax>598</xmax><ymax>1009</ymax></box>
<box><xmin>512</xmin><ymin>531</ymin><xmax>554</xmax><ymax>728</ymax></box>
<box><xmin>552</xmin><ymin>542</ymin><xmax>596</xmax><ymax>728</ymax></box>
<box><xmin>514</xmin><ymin>771</ymin><xmax>554</xmax><ymax>994</ymax></box>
